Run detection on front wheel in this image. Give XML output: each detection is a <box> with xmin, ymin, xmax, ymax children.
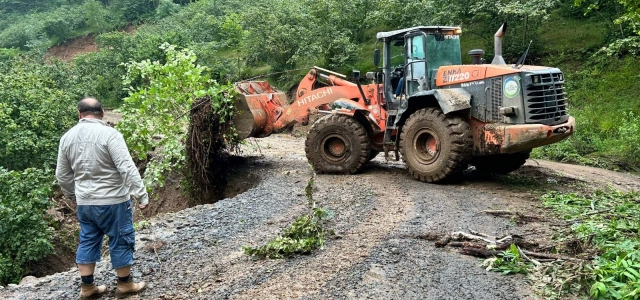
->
<box><xmin>472</xmin><ymin>150</ymin><xmax>531</xmax><ymax>174</ymax></box>
<box><xmin>305</xmin><ymin>114</ymin><xmax>370</xmax><ymax>174</ymax></box>
<box><xmin>399</xmin><ymin>108</ymin><xmax>472</xmax><ymax>183</ymax></box>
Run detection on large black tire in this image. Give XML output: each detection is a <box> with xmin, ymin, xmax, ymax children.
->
<box><xmin>472</xmin><ymin>150</ymin><xmax>531</xmax><ymax>174</ymax></box>
<box><xmin>305</xmin><ymin>114</ymin><xmax>370</xmax><ymax>174</ymax></box>
<box><xmin>399</xmin><ymin>108</ymin><xmax>472</xmax><ymax>183</ymax></box>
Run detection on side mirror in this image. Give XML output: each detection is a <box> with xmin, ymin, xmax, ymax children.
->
<box><xmin>374</xmin><ymin>49</ymin><xmax>380</xmax><ymax>67</ymax></box>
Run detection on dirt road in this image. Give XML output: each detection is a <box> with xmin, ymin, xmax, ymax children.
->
<box><xmin>3</xmin><ymin>134</ymin><xmax>639</xmax><ymax>300</ymax></box>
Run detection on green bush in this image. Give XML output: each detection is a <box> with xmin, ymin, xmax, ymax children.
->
<box><xmin>81</xmin><ymin>0</ymin><xmax>117</xmax><ymax>33</ymax></box>
<box><xmin>0</xmin><ymin>168</ymin><xmax>54</xmax><ymax>285</ymax></box>
<box><xmin>110</xmin><ymin>0</ymin><xmax>159</xmax><ymax>22</ymax></box>
<box><xmin>0</xmin><ymin>48</ymin><xmax>20</xmax><ymax>62</ymax></box>
<box><xmin>0</xmin><ymin>19</ymin><xmax>41</xmax><ymax>50</ymax></box>
<box><xmin>43</xmin><ymin>15</ymin><xmax>75</xmax><ymax>42</ymax></box>
<box><xmin>0</xmin><ymin>58</ymin><xmax>77</xmax><ymax>170</ymax></box>
<box><xmin>156</xmin><ymin>0</ymin><xmax>181</xmax><ymax>19</ymax></box>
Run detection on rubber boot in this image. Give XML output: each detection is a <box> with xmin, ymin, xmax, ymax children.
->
<box><xmin>116</xmin><ymin>278</ymin><xmax>146</xmax><ymax>298</ymax></box>
<box><xmin>79</xmin><ymin>283</ymin><xmax>107</xmax><ymax>300</ymax></box>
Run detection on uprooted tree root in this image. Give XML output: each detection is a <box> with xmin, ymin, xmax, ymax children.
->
<box><xmin>185</xmin><ymin>96</ymin><xmax>233</xmax><ymax>204</ymax></box>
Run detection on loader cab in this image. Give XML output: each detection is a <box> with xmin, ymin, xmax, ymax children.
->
<box><xmin>376</xmin><ymin>26</ymin><xmax>462</xmax><ymax>103</ymax></box>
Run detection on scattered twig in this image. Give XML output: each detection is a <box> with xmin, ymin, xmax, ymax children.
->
<box><xmin>449</xmin><ymin>241</ymin><xmax>480</xmax><ymax>248</ymax></box>
<box><xmin>482</xmin><ymin>210</ymin><xmax>544</xmax><ymax>222</ymax></box>
<box><xmin>58</xmin><ymin>197</ymin><xmax>77</xmax><ymax>214</ymax></box>
<box><xmin>250</xmin><ymin>138</ymin><xmax>263</xmax><ymax>156</ymax></box>
<box><xmin>434</xmin><ymin>234</ymin><xmax>451</xmax><ymax>247</ymax></box>
<box><xmin>558</xmin><ymin>274</ymin><xmax>582</xmax><ymax>296</ymax></box>
<box><xmin>518</xmin><ymin>245</ymin><xmax>541</xmax><ymax>266</ymax></box>
<box><xmin>482</xmin><ymin>210</ymin><xmax>515</xmax><ymax>216</ymax></box>
<box><xmin>582</xmin><ymin>209</ymin><xmax>611</xmax><ymax>216</ymax></box>
<box><xmin>469</xmin><ymin>229</ymin><xmax>497</xmax><ymax>241</ymax></box>
<box><xmin>412</xmin><ymin>232</ymin><xmax>441</xmax><ymax>241</ymax></box>
<box><xmin>451</xmin><ymin>231</ymin><xmax>495</xmax><ymax>244</ymax></box>
<box><xmin>459</xmin><ymin>245</ymin><xmax>498</xmax><ymax>258</ymax></box>
<box><xmin>521</xmin><ymin>249</ymin><xmax>584</xmax><ymax>262</ymax></box>
<box><xmin>153</xmin><ymin>247</ymin><xmax>162</xmax><ymax>276</ymax></box>
<box><xmin>496</xmin><ymin>235</ymin><xmax>513</xmax><ymax>244</ymax></box>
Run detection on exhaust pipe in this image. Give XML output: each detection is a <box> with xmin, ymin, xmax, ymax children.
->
<box><xmin>491</xmin><ymin>23</ymin><xmax>507</xmax><ymax>65</ymax></box>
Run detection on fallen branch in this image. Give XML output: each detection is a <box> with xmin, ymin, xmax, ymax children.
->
<box><xmin>469</xmin><ymin>229</ymin><xmax>497</xmax><ymax>241</ymax></box>
<box><xmin>582</xmin><ymin>209</ymin><xmax>611</xmax><ymax>216</ymax></box>
<box><xmin>459</xmin><ymin>245</ymin><xmax>498</xmax><ymax>258</ymax></box>
<box><xmin>482</xmin><ymin>210</ymin><xmax>544</xmax><ymax>221</ymax></box>
<box><xmin>434</xmin><ymin>234</ymin><xmax>451</xmax><ymax>248</ymax></box>
<box><xmin>521</xmin><ymin>250</ymin><xmax>584</xmax><ymax>262</ymax></box>
<box><xmin>411</xmin><ymin>232</ymin><xmax>441</xmax><ymax>241</ymax></box>
<box><xmin>451</xmin><ymin>231</ymin><xmax>495</xmax><ymax>244</ymax></box>
<box><xmin>517</xmin><ymin>245</ymin><xmax>541</xmax><ymax>266</ymax></box>
<box><xmin>496</xmin><ymin>235</ymin><xmax>513</xmax><ymax>244</ymax></box>
<box><xmin>449</xmin><ymin>241</ymin><xmax>483</xmax><ymax>248</ymax></box>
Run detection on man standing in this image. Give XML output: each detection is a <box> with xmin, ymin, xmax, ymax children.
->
<box><xmin>56</xmin><ymin>98</ymin><xmax>149</xmax><ymax>299</ymax></box>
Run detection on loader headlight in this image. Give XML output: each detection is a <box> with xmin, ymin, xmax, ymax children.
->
<box><xmin>455</xmin><ymin>28</ymin><xmax>462</xmax><ymax>35</ymax></box>
<box><xmin>532</xmin><ymin>75</ymin><xmax>540</xmax><ymax>84</ymax></box>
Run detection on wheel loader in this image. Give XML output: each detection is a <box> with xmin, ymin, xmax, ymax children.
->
<box><xmin>232</xmin><ymin>23</ymin><xmax>575</xmax><ymax>182</ymax></box>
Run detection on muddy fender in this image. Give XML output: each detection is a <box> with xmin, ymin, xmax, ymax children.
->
<box><xmin>330</xmin><ymin>98</ymin><xmax>380</xmax><ymax>132</ymax></box>
<box><xmin>331</xmin><ymin>98</ymin><xmax>368</xmax><ymax>112</ymax></box>
<box><xmin>433</xmin><ymin>88</ymin><xmax>471</xmax><ymax>115</ymax></box>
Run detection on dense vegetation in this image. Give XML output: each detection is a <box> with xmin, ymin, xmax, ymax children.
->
<box><xmin>0</xmin><ymin>0</ymin><xmax>638</xmax><ymax>294</ymax></box>
<box><xmin>542</xmin><ymin>190</ymin><xmax>640</xmax><ymax>299</ymax></box>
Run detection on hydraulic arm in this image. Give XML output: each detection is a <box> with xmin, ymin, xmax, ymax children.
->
<box><xmin>233</xmin><ymin>67</ymin><xmax>384</xmax><ymax>139</ymax></box>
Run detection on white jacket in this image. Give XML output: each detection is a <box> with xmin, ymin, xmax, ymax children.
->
<box><xmin>55</xmin><ymin>118</ymin><xmax>148</xmax><ymax>206</ymax></box>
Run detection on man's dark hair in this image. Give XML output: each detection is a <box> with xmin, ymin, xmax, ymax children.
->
<box><xmin>77</xmin><ymin>98</ymin><xmax>103</xmax><ymax>117</ymax></box>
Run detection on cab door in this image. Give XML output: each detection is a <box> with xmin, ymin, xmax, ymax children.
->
<box><xmin>404</xmin><ymin>32</ymin><xmax>429</xmax><ymax>96</ymax></box>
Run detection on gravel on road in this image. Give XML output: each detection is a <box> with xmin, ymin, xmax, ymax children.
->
<box><xmin>4</xmin><ymin>134</ymin><xmax>595</xmax><ymax>300</ymax></box>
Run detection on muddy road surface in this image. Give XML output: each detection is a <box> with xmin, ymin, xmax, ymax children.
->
<box><xmin>4</xmin><ymin>134</ymin><xmax>639</xmax><ymax>300</ymax></box>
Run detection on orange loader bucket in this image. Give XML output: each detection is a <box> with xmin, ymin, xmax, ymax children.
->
<box><xmin>232</xmin><ymin>81</ymin><xmax>288</xmax><ymax>139</ymax></box>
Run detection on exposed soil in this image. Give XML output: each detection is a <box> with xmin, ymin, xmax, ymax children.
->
<box><xmin>4</xmin><ymin>133</ymin><xmax>639</xmax><ymax>299</ymax></box>
<box><xmin>47</xmin><ymin>35</ymin><xmax>97</xmax><ymax>62</ymax></box>
<box><xmin>46</xmin><ymin>24</ymin><xmax>136</xmax><ymax>62</ymax></box>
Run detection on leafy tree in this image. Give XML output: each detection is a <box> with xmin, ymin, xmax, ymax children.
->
<box><xmin>0</xmin><ymin>0</ymin><xmax>59</xmax><ymax>13</ymax></box>
<box><xmin>241</xmin><ymin>0</ymin><xmax>313</xmax><ymax>72</ymax></box>
<box><xmin>43</xmin><ymin>12</ymin><xmax>75</xmax><ymax>42</ymax></box>
<box><xmin>576</xmin><ymin>0</ymin><xmax>640</xmax><ymax>36</ymax></box>
<box><xmin>116</xmin><ymin>43</ymin><xmax>236</xmax><ymax>189</ymax></box>
<box><xmin>110</xmin><ymin>0</ymin><xmax>160</xmax><ymax>22</ymax></box>
<box><xmin>0</xmin><ymin>16</ymin><xmax>42</xmax><ymax>50</ymax></box>
<box><xmin>82</xmin><ymin>0</ymin><xmax>114</xmax><ymax>33</ymax></box>
<box><xmin>156</xmin><ymin>0</ymin><xmax>181</xmax><ymax>19</ymax></box>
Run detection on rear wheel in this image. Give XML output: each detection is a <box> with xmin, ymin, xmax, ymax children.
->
<box><xmin>472</xmin><ymin>150</ymin><xmax>531</xmax><ymax>174</ymax></box>
<box><xmin>399</xmin><ymin>108</ymin><xmax>472</xmax><ymax>182</ymax></box>
<box><xmin>305</xmin><ymin>114</ymin><xmax>370</xmax><ymax>174</ymax></box>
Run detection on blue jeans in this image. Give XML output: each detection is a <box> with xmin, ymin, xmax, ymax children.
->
<box><xmin>76</xmin><ymin>199</ymin><xmax>135</xmax><ymax>269</ymax></box>
<box><xmin>395</xmin><ymin>77</ymin><xmax>404</xmax><ymax>96</ymax></box>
